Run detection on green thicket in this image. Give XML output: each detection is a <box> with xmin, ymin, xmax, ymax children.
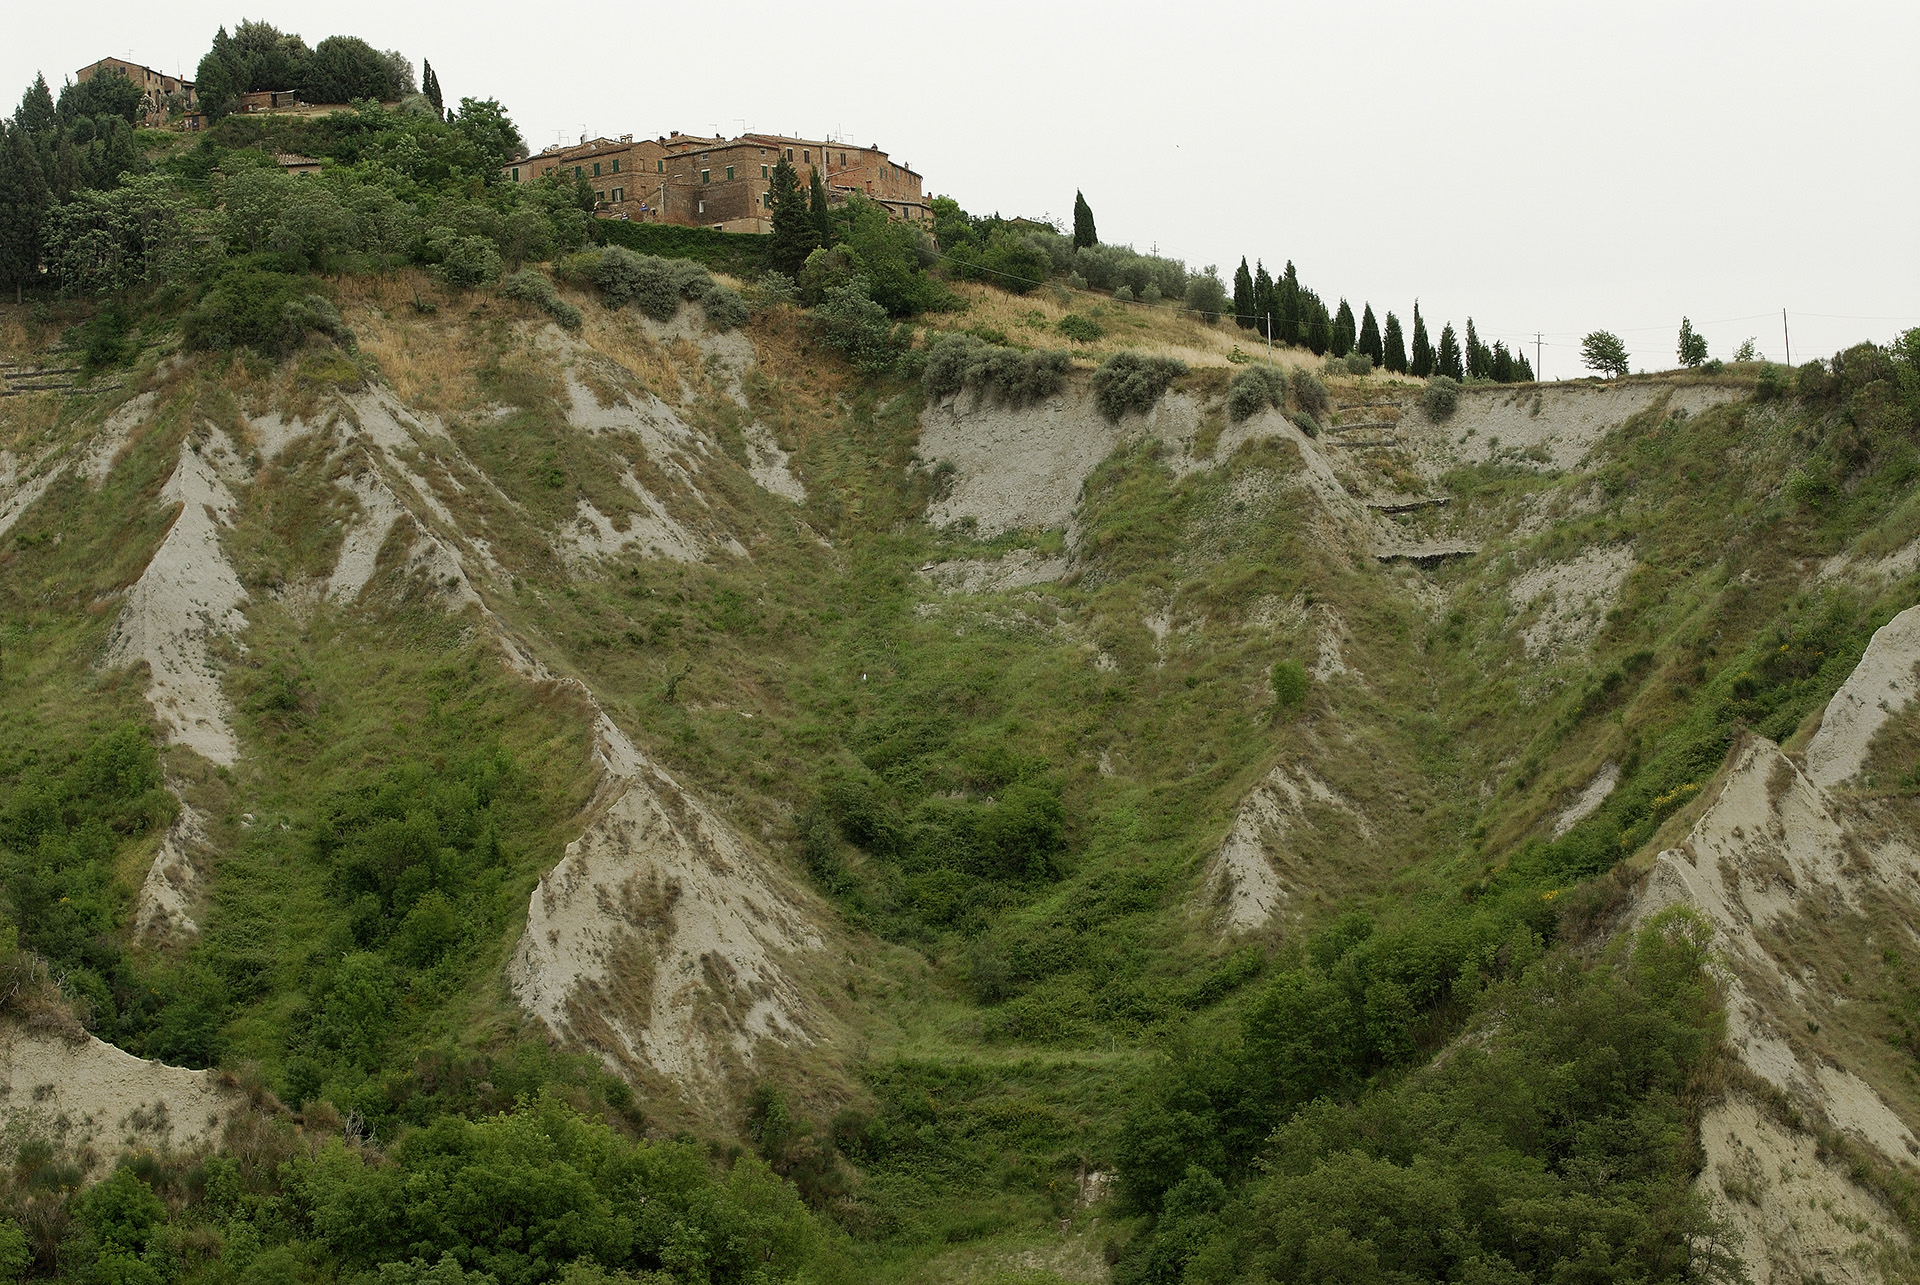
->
<box><xmin>1092</xmin><ymin>351</ymin><xmax>1189</xmax><ymax>422</ymax></box>
<box><xmin>921</xmin><ymin>333</ymin><xmax>1071</xmax><ymax>406</ymax></box>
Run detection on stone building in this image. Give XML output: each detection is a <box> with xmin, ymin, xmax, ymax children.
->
<box><xmin>505</xmin><ymin>130</ymin><xmax>929</xmax><ymax>234</ymax></box>
<box><xmin>75</xmin><ymin>58</ymin><xmax>198</xmax><ymax>127</ymax></box>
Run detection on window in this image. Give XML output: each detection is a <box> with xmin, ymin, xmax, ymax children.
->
<box><xmin>762</xmin><ymin>193</ymin><xmax>770</xmax><ymax>207</ymax></box>
<box><xmin>697</xmin><ymin>200</ymin><xmax>705</xmax><ymax>215</ymax></box>
<box><xmin>701</xmin><ymin>169</ymin><xmax>710</xmax><ymax>184</ymax></box>
<box><xmin>611</xmin><ymin>158</ymin><xmax>620</xmax><ymax>173</ymax></box>
<box><xmin>760</xmin><ymin>164</ymin><xmax>768</xmax><ymax>179</ymax></box>
<box><xmin>574</xmin><ymin>165</ymin><xmax>582</xmax><ymax>178</ymax></box>
<box><xmin>656</xmin><ymin>159</ymin><xmax>664</xmax><ymax>173</ymax></box>
<box><xmin>595</xmin><ymin>190</ymin><xmax>605</xmax><ymax>202</ymax></box>
<box><xmin>839</xmin><ymin>152</ymin><xmax>846</xmax><ymax>166</ymax></box>
<box><xmin>725</xmin><ymin>165</ymin><xmax>734</xmax><ymax>180</ymax></box>
<box><xmin>511</xmin><ymin>167</ymin><xmax>519</xmax><ymax>181</ymax></box>
<box><xmin>612</xmin><ymin>187</ymin><xmax>623</xmax><ymax>202</ymax></box>
<box><xmin>592</xmin><ymin>161</ymin><xmax>601</xmax><ymax>176</ymax></box>
<box><xmin>784</xmin><ymin>148</ymin><xmax>792</xmax><ymax>160</ymax></box>
<box><xmin>802</xmin><ymin>150</ymin><xmax>809</xmax><ymax>163</ymax></box>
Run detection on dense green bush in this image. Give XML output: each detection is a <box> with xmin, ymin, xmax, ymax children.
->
<box><xmin>814</xmin><ymin>277</ymin><xmax>909</xmax><ymax>377</ymax></box>
<box><xmin>1118</xmin><ymin>909</ymin><xmax>1723</xmax><ymax>1285</ymax></box>
<box><xmin>184</xmin><ymin>269</ymin><xmax>353</xmax><ymax>357</ymax></box>
<box><xmin>1093</xmin><ymin>351</ymin><xmax>1188</xmax><ymax>422</ymax></box>
<box><xmin>564</xmin><ymin>247</ymin><xmax>742</xmax><ymax>330</ymax></box>
<box><xmin>499</xmin><ymin>269</ymin><xmax>582</xmax><ymax>330</ymax></box>
<box><xmin>1269</xmin><ymin>660</ymin><xmax>1308</xmax><ymax>709</ymax></box>
<box><xmin>1056</xmin><ymin>313</ymin><xmax>1104</xmax><ymax>343</ymax></box>
<box><xmin>1183</xmin><ymin>270</ymin><xmax>1229</xmax><ymax>324</ymax></box>
<box><xmin>1225</xmin><ymin>365</ymin><xmax>1287</xmax><ymax>423</ymax></box>
<box><xmin>922</xmin><ymin>333</ymin><xmax>1071</xmax><ymax>406</ymax></box>
<box><xmin>1288</xmin><ymin>367</ymin><xmax>1330</xmax><ymax>418</ymax></box>
<box><xmin>1422</xmin><ymin>373</ymin><xmax>1460</xmax><ymax>420</ymax></box>
<box><xmin>1343</xmin><ymin>350</ymin><xmax>1373</xmax><ymax>376</ymax></box>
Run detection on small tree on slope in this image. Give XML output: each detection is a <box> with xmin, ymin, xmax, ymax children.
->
<box><xmin>1582</xmin><ymin>330</ymin><xmax>1631</xmax><ymax>378</ymax></box>
<box><xmin>1072</xmin><ymin>190</ymin><xmax>1096</xmax><ymax>249</ymax></box>
<box><xmin>1677</xmin><ymin>317</ymin><xmax>1708</xmax><ymax>368</ymax></box>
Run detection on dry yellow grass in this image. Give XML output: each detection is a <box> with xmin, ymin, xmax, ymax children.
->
<box><xmin>919</xmin><ymin>280</ymin><xmax>1400</xmax><ymax>388</ymax></box>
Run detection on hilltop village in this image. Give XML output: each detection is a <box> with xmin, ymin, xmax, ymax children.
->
<box><xmin>72</xmin><ymin>56</ymin><xmax>928</xmax><ymax>236</ymax></box>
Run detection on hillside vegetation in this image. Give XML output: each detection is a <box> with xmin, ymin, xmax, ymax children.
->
<box><xmin>4</xmin><ymin>25</ymin><xmax>1920</xmax><ymax>1285</ymax></box>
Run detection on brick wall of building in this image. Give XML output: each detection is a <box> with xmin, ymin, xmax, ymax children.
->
<box><xmin>77</xmin><ymin>58</ymin><xmax>199</xmax><ymax>127</ymax></box>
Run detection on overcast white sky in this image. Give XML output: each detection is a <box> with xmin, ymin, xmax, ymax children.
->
<box><xmin>10</xmin><ymin>0</ymin><xmax>1917</xmax><ymax>378</ymax></box>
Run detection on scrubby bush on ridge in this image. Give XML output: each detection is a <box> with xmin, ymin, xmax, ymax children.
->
<box><xmin>1093</xmin><ymin>351</ymin><xmax>1188</xmax><ymax>423</ymax></box>
<box><xmin>922</xmin><ymin>333</ymin><xmax>1072</xmax><ymax>407</ymax></box>
<box><xmin>1423</xmin><ymin>374</ymin><xmax>1461</xmax><ymax>421</ymax></box>
<box><xmin>1226</xmin><ymin>365</ymin><xmax>1288</xmax><ymax>423</ymax></box>
<box><xmin>499</xmin><ymin>269</ymin><xmax>581</xmax><ymax>330</ymax></box>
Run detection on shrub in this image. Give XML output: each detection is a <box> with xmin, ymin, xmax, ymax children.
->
<box><xmin>1184</xmin><ymin>269</ymin><xmax>1229</xmax><ymax>323</ymax></box>
<box><xmin>700</xmin><ymin>284</ymin><xmax>748</xmax><ymax>332</ymax></box>
<box><xmin>427</xmin><ymin>231</ymin><xmax>502</xmax><ymax>289</ymax></box>
<box><xmin>1140</xmin><ymin>283</ymin><xmax>1163</xmax><ymax>305</ymax></box>
<box><xmin>1068</xmin><ymin>272</ymin><xmax>1088</xmax><ymax>291</ymax></box>
<box><xmin>1343</xmin><ymin>350</ymin><xmax>1374</xmax><ymax>376</ymax></box>
<box><xmin>1753</xmin><ymin>363</ymin><xmax>1790</xmax><ymax>401</ymax></box>
<box><xmin>1114</xmin><ymin>285</ymin><xmax>1134</xmax><ymax>303</ymax></box>
<box><xmin>185</xmin><ymin>270</ymin><xmax>353</xmax><ymax>357</ymax></box>
<box><xmin>1226</xmin><ymin>365</ymin><xmax>1287</xmax><ymax>423</ymax></box>
<box><xmin>576</xmin><ymin>246</ymin><xmax>720</xmax><ymax>321</ymax></box>
<box><xmin>1093</xmin><ymin>351</ymin><xmax>1187</xmax><ymax>422</ymax></box>
<box><xmin>1422</xmin><ymin>374</ymin><xmax>1461</xmax><ymax>421</ymax></box>
<box><xmin>922</xmin><ymin>333</ymin><xmax>1070</xmax><ymax>406</ymax></box>
<box><xmin>499</xmin><ymin>270</ymin><xmax>582</xmax><ymax>331</ymax></box>
<box><xmin>1289</xmin><ymin>410</ymin><xmax>1318</xmax><ymax>437</ymax></box>
<box><xmin>1795</xmin><ymin>360</ymin><xmax>1835</xmax><ymax>399</ymax></box>
<box><xmin>1270</xmin><ymin>660</ymin><xmax>1309</xmax><ymax>710</ymax></box>
<box><xmin>1057</xmin><ymin>314</ymin><xmax>1104</xmax><ymax>343</ymax></box>
<box><xmin>980</xmin><ymin>234</ymin><xmax>1054</xmax><ymax>294</ymax></box>
<box><xmin>815</xmin><ymin>277</ymin><xmax>907</xmax><ymax>377</ymax></box>
<box><xmin>752</xmin><ymin>271</ymin><xmax>799</xmax><ymax>309</ymax></box>
<box><xmin>1289</xmin><ymin>368</ymin><xmax>1330</xmax><ymax>417</ymax></box>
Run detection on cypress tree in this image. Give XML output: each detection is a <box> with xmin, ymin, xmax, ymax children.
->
<box><xmin>808</xmin><ymin>168</ymin><xmax>831</xmax><ymax>243</ymax></box>
<box><xmin>1358</xmin><ymin>303</ymin><xmax>1382</xmax><ymax>366</ymax></box>
<box><xmin>1410</xmin><ymin>302</ymin><xmax>1433</xmax><ymax>378</ymax></box>
<box><xmin>1465</xmin><ymin>318</ymin><xmax>1489</xmax><ymax>380</ymax></box>
<box><xmin>50</xmin><ymin>132</ymin><xmax>80</xmax><ymax>200</ymax></box>
<box><xmin>1277</xmin><ymin>261</ymin><xmax>1301</xmax><ymax>346</ymax></box>
<box><xmin>1515</xmin><ymin>349</ymin><xmax>1535</xmax><ymax>381</ymax></box>
<box><xmin>1232</xmin><ymin>257</ymin><xmax>1253</xmax><ymax>331</ymax></box>
<box><xmin>0</xmin><ymin>122</ymin><xmax>50</xmax><ymax>302</ymax></box>
<box><xmin>1383</xmin><ymin>312</ymin><xmax>1407</xmax><ymax>373</ymax></box>
<box><xmin>1304</xmin><ymin>292</ymin><xmax>1332</xmax><ymax>355</ymax></box>
<box><xmin>1491</xmin><ymin>341</ymin><xmax>1515</xmax><ymax>383</ymax></box>
<box><xmin>15</xmin><ymin>75</ymin><xmax>56</xmax><ymax>137</ymax></box>
<box><xmin>767</xmin><ymin>159</ymin><xmax>818</xmax><ymax>275</ymax></box>
<box><xmin>1072</xmin><ymin>190</ymin><xmax>1096</xmax><ymax>249</ymax></box>
<box><xmin>1332</xmin><ymin>299</ymin><xmax>1355</xmax><ymax>357</ymax></box>
<box><xmin>1437</xmin><ymin>323</ymin><xmax>1464</xmax><ymax>381</ymax></box>
<box><xmin>422</xmin><ymin>59</ymin><xmax>443</xmax><ymax>113</ymax></box>
<box><xmin>1253</xmin><ymin>262</ymin><xmax>1273</xmax><ymax>339</ymax></box>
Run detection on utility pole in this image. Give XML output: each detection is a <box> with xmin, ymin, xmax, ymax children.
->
<box><xmin>1782</xmin><ymin>308</ymin><xmax>1791</xmax><ymax>366</ymax></box>
<box><xmin>1267</xmin><ymin>313</ymin><xmax>1272</xmax><ymax>362</ymax></box>
<box><xmin>1535</xmin><ymin>332</ymin><xmax>1543</xmax><ymax>382</ymax></box>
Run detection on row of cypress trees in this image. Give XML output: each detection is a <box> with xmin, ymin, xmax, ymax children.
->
<box><xmin>1230</xmin><ymin>256</ymin><xmax>1534</xmax><ymax>381</ymax></box>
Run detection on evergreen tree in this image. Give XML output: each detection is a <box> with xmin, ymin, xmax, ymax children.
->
<box><xmin>1277</xmin><ymin>260</ymin><xmax>1301</xmax><ymax>346</ymax></box>
<box><xmin>1332</xmin><ymin>298</ymin><xmax>1355</xmax><ymax>357</ymax></box>
<box><xmin>1491</xmin><ymin>341</ymin><xmax>1514</xmax><ymax>383</ymax></box>
<box><xmin>807</xmin><ymin>168</ymin><xmax>831</xmax><ymax>244</ymax></box>
<box><xmin>1358</xmin><ymin>303</ymin><xmax>1382</xmax><ymax>366</ymax></box>
<box><xmin>1382</xmin><ymin>312</ymin><xmax>1407</xmax><ymax>373</ymax></box>
<box><xmin>1515</xmin><ymin>349</ymin><xmax>1535</xmax><ymax>381</ymax></box>
<box><xmin>1232</xmin><ymin>257</ymin><xmax>1253</xmax><ymax>331</ymax></box>
<box><xmin>422</xmin><ymin>59</ymin><xmax>443</xmax><ymax>114</ymax></box>
<box><xmin>0</xmin><ymin>121</ymin><xmax>50</xmax><ymax>301</ymax></box>
<box><xmin>1072</xmin><ymin>190</ymin><xmax>1096</xmax><ymax>249</ymax></box>
<box><xmin>1304</xmin><ymin>291</ymin><xmax>1332</xmax><ymax>355</ymax></box>
<box><xmin>1437</xmin><ymin>323</ymin><xmax>1464</xmax><ymax>381</ymax></box>
<box><xmin>1252</xmin><ymin>261</ymin><xmax>1273</xmax><ymax>339</ymax></box>
<box><xmin>1677</xmin><ymin>316</ymin><xmax>1708</xmax><ymax>367</ymax></box>
<box><xmin>1460</xmin><ymin>318</ymin><xmax>1480</xmax><ymax>379</ymax></box>
<box><xmin>50</xmin><ymin>132</ymin><xmax>80</xmax><ymax>199</ymax></box>
<box><xmin>1410</xmin><ymin>302</ymin><xmax>1433</xmax><ymax>378</ymax></box>
<box><xmin>767</xmin><ymin>159</ymin><xmax>818</xmax><ymax>276</ymax></box>
<box><xmin>16</xmin><ymin>75</ymin><xmax>55</xmax><ymax>137</ymax></box>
